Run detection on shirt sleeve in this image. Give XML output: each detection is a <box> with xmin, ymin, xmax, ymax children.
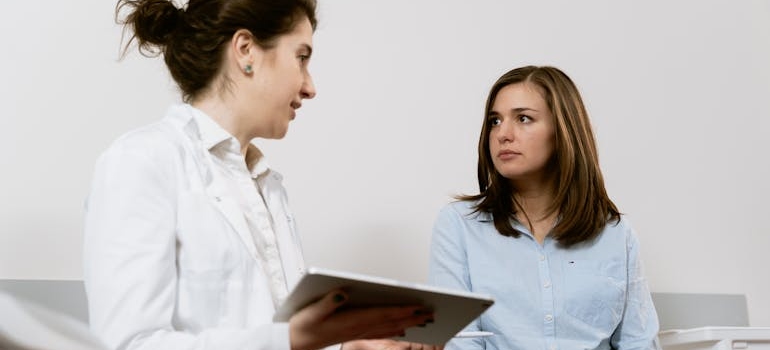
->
<box><xmin>610</xmin><ymin>224</ymin><xmax>662</xmax><ymax>350</ymax></box>
<box><xmin>427</xmin><ymin>204</ymin><xmax>484</xmax><ymax>350</ymax></box>
<box><xmin>83</xmin><ymin>140</ymin><xmax>291</xmax><ymax>350</ymax></box>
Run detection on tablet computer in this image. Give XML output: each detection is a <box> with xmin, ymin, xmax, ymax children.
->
<box><xmin>273</xmin><ymin>267</ymin><xmax>494</xmax><ymax>345</ymax></box>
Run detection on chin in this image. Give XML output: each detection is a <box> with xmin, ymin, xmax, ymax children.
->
<box><xmin>273</xmin><ymin>128</ymin><xmax>289</xmax><ymax>139</ymax></box>
<box><xmin>497</xmin><ymin>168</ymin><xmax>530</xmax><ymax>180</ymax></box>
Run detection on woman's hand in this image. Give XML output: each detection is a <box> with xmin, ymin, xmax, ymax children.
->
<box><xmin>342</xmin><ymin>339</ymin><xmax>444</xmax><ymax>350</ymax></box>
<box><xmin>289</xmin><ymin>290</ymin><xmax>435</xmax><ymax>350</ymax></box>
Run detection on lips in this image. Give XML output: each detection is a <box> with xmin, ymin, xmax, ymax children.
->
<box><xmin>290</xmin><ymin>102</ymin><xmax>301</xmax><ymax>120</ymax></box>
<box><xmin>497</xmin><ymin>150</ymin><xmax>520</xmax><ymax>160</ymax></box>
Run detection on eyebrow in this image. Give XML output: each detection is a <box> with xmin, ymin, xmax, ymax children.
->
<box><xmin>510</xmin><ymin>107</ymin><xmax>537</xmax><ymax>113</ymax></box>
<box><xmin>488</xmin><ymin>107</ymin><xmax>538</xmax><ymax>116</ymax></box>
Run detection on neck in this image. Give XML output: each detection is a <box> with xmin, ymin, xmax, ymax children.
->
<box><xmin>192</xmin><ymin>94</ymin><xmax>252</xmax><ymax>155</ymax></box>
<box><xmin>511</xmin><ymin>176</ymin><xmax>557</xmax><ymax>223</ymax></box>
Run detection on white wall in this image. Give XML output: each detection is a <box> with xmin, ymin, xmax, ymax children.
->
<box><xmin>1</xmin><ymin>0</ymin><xmax>768</xmax><ymax>325</ymax></box>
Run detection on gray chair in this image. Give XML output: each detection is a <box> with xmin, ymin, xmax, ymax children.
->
<box><xmin>0</xmin><ymin>279</ymin><xmax>89</xmax><ymax>323</ymax></box>
<box><xmin>651</xmin><ymin>292</ymin><xmax>749</xmax><ymax>330</ymax></box>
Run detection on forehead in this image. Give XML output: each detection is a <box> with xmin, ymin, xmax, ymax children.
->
<box><xmin>492</xmin><ymin>82</ymin><xmax>547</xmax><ymax>110</ymax></box>
<box><xmin>279</xmin><ymin>16</ymin><xmax>314</xmax><ymax>46</ymax></box>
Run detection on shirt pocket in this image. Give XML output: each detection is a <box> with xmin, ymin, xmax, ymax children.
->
<box><xmin>561</xmin><ymin>259</ymin><xmax>626</xmax><ymax>331</ymax></box>
<box><xmin>175</xmin><ymin>191</ymin><xmax>245</xmax><ymax>328</ymax></box>
<box><xmin>176</xmin><ymin>191</ymin><xmax>240</xmax><ymax>273</ymax></box>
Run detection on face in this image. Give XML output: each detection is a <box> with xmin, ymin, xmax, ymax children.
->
<box><xmin>488</xmin><ymin>82</ymin><xmax>556</xmax><ymax>184</ymax></box>
<box><xmin>246</xmin><ymin>17</ymin><xmax>316</xmax><ymax>139</ymax></box>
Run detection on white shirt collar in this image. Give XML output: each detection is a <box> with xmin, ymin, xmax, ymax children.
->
<box><xmin>183</xmin><ymin>104</ymin><xmax>272</xmax><ymax>179</ymax></box>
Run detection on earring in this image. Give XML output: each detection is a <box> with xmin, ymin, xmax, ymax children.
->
<box><xmin>244</xmin><ymin>64</ymin><xmax>253</xmax><ymax>74</ymax></box>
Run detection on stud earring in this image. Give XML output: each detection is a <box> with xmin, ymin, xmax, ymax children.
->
<box><xmin>244</xmin><ymin>64</ymin><xmax>253</xmax><ymax>74</ymax></box>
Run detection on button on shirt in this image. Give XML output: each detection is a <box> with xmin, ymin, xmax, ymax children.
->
<box><xmin>192</xmin><ymin>110</ymin><xmax>289</xmax><ymax>307</ymax></box>
<box><xmin>428</xmin><ymin>201</ymin><xmax>661</xmax><ymax>350</ymax></box>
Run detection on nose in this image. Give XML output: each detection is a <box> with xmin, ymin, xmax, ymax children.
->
<box><xmin>300</xmin><ymin>73</ymin><xmax>316</xmax><ymax>100</ymax></box>
<box><xmin>495</xmin><ymin>119</ymin><xmax>514</xmax><ymax>143</ymax></box>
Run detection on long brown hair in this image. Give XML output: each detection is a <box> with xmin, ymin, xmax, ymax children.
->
<box><xmin>460</xmin><ymin>65</ymin><xmax>620</xmax><ymax>247</ymax></box>
<box><xmin>116</xmin><ymin>0</ymin><xmax>317</xmax><ymax>102</ymax></box>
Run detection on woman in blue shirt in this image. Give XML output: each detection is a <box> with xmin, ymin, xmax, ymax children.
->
<box><xmin>428</xmin><ymin>66</ymin><xmax>661</xmax><ymax>350</ymax></box>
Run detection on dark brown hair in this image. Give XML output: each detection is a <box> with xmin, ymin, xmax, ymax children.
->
<box><xmin>116</xmin><ymin>0</ymin><xmax>317</xmax><ymax>101</ymax></box>
<box><xmin>460</xmin><ymin>65</ymin><xmax>620</xmax><ymax>247</ymax></box>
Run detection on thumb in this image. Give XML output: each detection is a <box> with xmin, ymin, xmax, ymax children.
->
<box><xmin>304</xmin><ymin>289</ymin><xmax>348</xmax><ymax>322</ymax></box>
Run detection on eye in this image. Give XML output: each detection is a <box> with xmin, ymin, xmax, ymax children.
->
<box><xmin>518</xmin><ymin>115</ymin><xmax>532</xmax><ymax>123</ymax></box>
<box><xmin>488</xmin><ymin>116</ymin><xmax>502</xmax><ymax>126</ymax></box>
<box><xmin>298</xmin><ymin>55</ymin><xmax>310</xmax><ymax>64</ymax></box>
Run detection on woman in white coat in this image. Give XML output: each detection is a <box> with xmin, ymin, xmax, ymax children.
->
<box><xmin>83</xmin><ymin>1</ymin><xmax>439</xmax><ymax>349</ymax></box>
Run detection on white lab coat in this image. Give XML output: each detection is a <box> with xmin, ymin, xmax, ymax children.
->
<box><xmin>83</xmin><ymin>104</ymin><xmax>307</xmax><ymax>350</ymax></box>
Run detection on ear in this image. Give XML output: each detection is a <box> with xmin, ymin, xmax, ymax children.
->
<box><xmin>230</xmin><ymin>29</ymin><xmax>258</xmax><ymax>75</ymax></box>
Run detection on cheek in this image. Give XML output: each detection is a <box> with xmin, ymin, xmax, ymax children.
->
<box><xmin>528</xmin><ymin>129</ymin><xmax>555</xmax><ymax>154</ymax></box>
<box><xmin>487</xmin><ymin>140</ymin><xmax>500</xmax><ymax>168</ymax></box>
<box><xmin>544</xmin><ymin>133</ymin><xmax>557</xmax><ymax>158</ymax></box>
<box><xmin>535</xmin><ymin>143</ymin><xmax>555</xmax><ymax>163</ymax></box>
<box><xmin>488</xmin><ymin>129</ymin><xmax>501</xmax><ymax>147</ymax></box>
<box><xmin>289</xmin><ymin>66</ymin><xmax>305</xmax><ymax>88</ymax></box>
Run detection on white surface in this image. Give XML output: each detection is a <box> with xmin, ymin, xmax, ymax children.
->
<box><xmin>659</xmin><ymin>327</ymin><xmax>770</xmax><ymax>350</ymax></box>
<box><xmin>653</xmin><ymin>293</ymin><xmax>749</xmax><ymax>330</ymax></box>
<box><xmin>0</xmin><ymin>292</ymin><xmax>105</xmax><ymax>350</ymax></box>
<box><xmin>1</xmin><ymin>0</ymin><xmax>769</xmax><ymax>326</ymax></box>
<box><xmin>454</xmin><ymin>331</ymin><xmax>495</xmax><ymax>339</ymax></box>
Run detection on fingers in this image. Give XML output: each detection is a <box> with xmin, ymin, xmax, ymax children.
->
<box><xmin>341</xmin><ymin>339</ymin><xmax>443</xmax><ymax>350</ymax></box>
<box><xmin>331</xmin><ymin>306</ymin><xmax>434</xmax><ymax>339</ymax></box>
<box><xmin>341</xmin><ymin>305</ymin><xmax>434</xmax><ymax>326</ymax></box>
<box><xmin>290</xmin><ymin>296</ymin><xmax>436</xmax><ymax>350</ymax></box>
<box><xmin>289</xmin><ymin>289</ymin><xmax>350</xmax><ymax>350</ymax></box>
<box><xmin>407</xmin><ymin>344</ymin><xmax>443</xmax><ymax>350</ymax></box>
<box><xmin>410</xmin><ymin>342</ymin><xmax>433</xmax><ymax>350</ymax></box>
<box><xmin>299</xmin><ymin>289</ymin><xmax>349</xmax><ymax>324</ymax></box>
<box><xmin>316</xmin><ymin>289</ymin><xmax>349</xmax><ymax>317</ymax></box>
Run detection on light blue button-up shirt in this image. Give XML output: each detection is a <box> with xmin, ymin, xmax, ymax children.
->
<box><xmin>428</xmin><ymin>201</ymin><xmax>661</xmax><ymax>350</ymax></box>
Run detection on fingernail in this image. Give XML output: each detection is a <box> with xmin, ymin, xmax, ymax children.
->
<box><xmin>333</xmin><ymin>294</ymin><xmax>345</xmax><ymax>303</ymax></box>
<box><xmin>414</xmin><ymin>308</ymin><xmax>432</xmax><ymax>315</ymax></box>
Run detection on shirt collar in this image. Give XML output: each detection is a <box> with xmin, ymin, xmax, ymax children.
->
<box><xmin>471</xmin><ymin>210</ymin><xmax>531</xmax><ymax>235</ymax></box>
<box><xmin>245</xmin><ymin>146</ymin><xmax>271</xmax><ymax>179</ymax></box>
<box><xmin>184</xmin><ymin>104</ymin><xmax>272</xmax><ymax>179</ymax></box>
<box><xmin>467</xmin><ymin>201</ymin><xmax>561</xmax><ymax>240</ymax></box>
<box><xmin>473</xmin><ymin>210</ymin><xmax>493</xmax><ymax>222</ymax></box>
<box><xmin>185</xmin><ymin>104</ymin><xmax>234</xmax><ymax>151</ymax></box>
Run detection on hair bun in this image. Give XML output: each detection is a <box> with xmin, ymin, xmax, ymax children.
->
<box><xmin>120</xmin><ymin>0</ymin><xmax>181</xmax><ymax>47</ymax></box>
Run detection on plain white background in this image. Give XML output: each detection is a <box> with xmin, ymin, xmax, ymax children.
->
<box><xmin>1</xmin><ymin>0</ymin><xmax>768</xmax><ymax>325</ymax></box>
